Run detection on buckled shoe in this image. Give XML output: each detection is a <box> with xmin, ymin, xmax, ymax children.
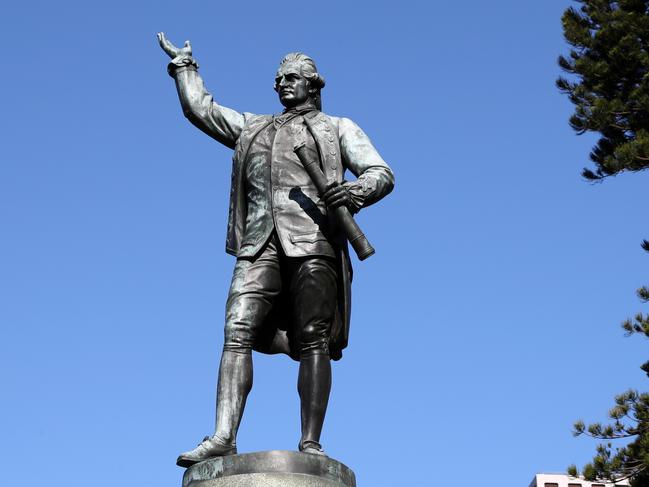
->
<box><xmin>176</xmin><ymin>435</ymin><xmax>237</xmax><ymax>467</ymax></box>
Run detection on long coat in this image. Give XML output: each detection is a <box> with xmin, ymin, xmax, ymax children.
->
<box><xmin>171</xmin><ymin>64</ymin><xmax>394</xmax><ymax>360</ymax></box>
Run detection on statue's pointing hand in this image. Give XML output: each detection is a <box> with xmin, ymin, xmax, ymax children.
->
<box><xmin>157</xmin><ymin>32</ymin><xmax>192</xmax><ymax>59</ymax></box>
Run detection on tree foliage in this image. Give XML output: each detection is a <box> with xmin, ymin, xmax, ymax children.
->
<box><xmin>559</xmin><ymin>3</ymin><xmax>649</xmax><ymax>484</ymax></box>
<box><xmin>567</xmin><ymin>390</ymin><xmax>649</xmax><ymax>485</ymax></box>
<box><xmin>566</xmin><ymin>241</ymin><xmax>649</xmax><ymax>486</ymax></box>
<box><xmin>622</xmin><ymin>240</ymin><xmax>649</xmax><ymax>376</ymax></box>
<box><xmin>557</xmin><ymin>0</ymin><xmax>649</xmax><ymax>180</ymax></box>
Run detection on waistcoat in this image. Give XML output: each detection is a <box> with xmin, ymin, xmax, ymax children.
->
<box><xmin>226</xmin><ymin>111</ymin><xmax>344</xmax><ymax>258</ymax></box>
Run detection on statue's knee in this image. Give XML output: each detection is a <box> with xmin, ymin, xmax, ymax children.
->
<box><xmin>299</xmin><ymin>322</ymin><xmax>329</xmax><ymax>354</ymax></box>
<box><xmin>224</xmin><ymin>321</ymin><xmax>255</xmax><ymax>352</ymax></box>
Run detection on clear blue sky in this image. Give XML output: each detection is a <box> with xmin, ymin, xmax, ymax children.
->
<box><xmin>2</xmin><ymin>1</ymin><xmax>648</xmax><ymax>485</ymax></box>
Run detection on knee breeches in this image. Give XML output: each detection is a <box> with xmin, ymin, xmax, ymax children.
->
<box><xmin>223</xmin><ymin>234</ymin><xmax>337</xmax><ymax>356</ymax></box>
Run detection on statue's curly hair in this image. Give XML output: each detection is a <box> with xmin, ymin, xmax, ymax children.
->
<box><xmin>274</xmin><ymin>52</ymin><xmax>325</xmax><ymax>110</ymax></box>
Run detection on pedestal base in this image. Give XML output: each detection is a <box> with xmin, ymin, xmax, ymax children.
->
<box><xmin>182</xmin><ymin>450</ymin><xmax>356</xmax><ymax>487</ymax></box>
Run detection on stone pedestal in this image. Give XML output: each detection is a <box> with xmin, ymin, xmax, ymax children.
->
<box><xmin>182</xmin><ymin>450</ymin><xmax>356</xmax><ymax>487</ymax></box>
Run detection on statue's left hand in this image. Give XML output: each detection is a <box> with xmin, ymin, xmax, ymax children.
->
<box><xmin>323</xmin><ymin>182</ymin><xmax>356</xmax><ymax>212</ymax></box>
<box><xmin>157</xmin><ymin>32</ymin><xmax>192</xmax><ymax>59</ymax></box>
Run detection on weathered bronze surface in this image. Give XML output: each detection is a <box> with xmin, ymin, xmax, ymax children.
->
<box><xmin>157</xmin><ymin>33</ymin><xmax>394</xmax><ymax>467</ymax></box>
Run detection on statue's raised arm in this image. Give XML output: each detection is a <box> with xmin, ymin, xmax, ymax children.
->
<box><xmin>157</xmin><ymin>32</ymin><xmax>245</xmax><ymax>149</ymax></box>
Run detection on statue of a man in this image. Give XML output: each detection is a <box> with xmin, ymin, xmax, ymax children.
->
<box><xmin>157</xmin><ymin>33</ymin><xmax>394</xmax><ymax>467</ymax></box>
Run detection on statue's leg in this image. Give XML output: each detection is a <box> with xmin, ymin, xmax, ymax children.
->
<box><xmin>218</xmin><ymin>235</ymin><xmax>282</xmax><ymax>442</ymax></box>
<box><xmin>177</xmin><ymin>236</ymin><xmax>281</xmax><ymax>467</ymax></box>
<box><xmin>290</xmin><ymin>257</ymin><xmax>337</xmax><ymax>454</ymax></box>
<box><xmin>213</xmin><ymin>349</ymin><xmax>252</xmax><ymax>447</ymax></box>
<box><xmin>297</xmin><ymin>351</ymin><xmax>331</xmax><ymax>454</ymax></box>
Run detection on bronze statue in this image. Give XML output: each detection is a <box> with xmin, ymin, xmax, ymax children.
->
<box><xmin>157</xmin><ymin>33</ymin><xmax>394</xmax><ymax>468</ymax></box>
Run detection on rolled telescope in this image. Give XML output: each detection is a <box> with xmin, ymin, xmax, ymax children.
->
<box><xmin>294</xmin><ymin>143</ymin><xmax>375</xmax><ymax>261</ymax></box>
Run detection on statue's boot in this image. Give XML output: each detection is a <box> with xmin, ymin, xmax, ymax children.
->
<box><xmin>176</xmin><ymin>350</ymin><xmax>252</xmax><ymax>467</ymax></box>
<box><xmin>297</xmin><ymin>351</ymin><xmax>331</xmax><ymax>456</ymax></box>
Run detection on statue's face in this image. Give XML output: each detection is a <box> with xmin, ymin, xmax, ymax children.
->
<box><xmin>275</xmin><ymin>63</ymin><xmax>311</xmax><ymax>108</ymax></box>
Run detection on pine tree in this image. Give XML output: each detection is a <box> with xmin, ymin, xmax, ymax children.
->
<box><xmin>557</xmin><ymin>0</ymin><xmax>649</xmax><ymax>180</ymax></box>
<box><xmin>558</xmin><ymin>3</ymin><xmax>649</xmax><ymax>485</ymax></box>
<box><xmin>622</xmin><ymin>240</ymin><xmax>649</xmax><ymax>380</ymax></box>
<box><xmin>564</xmin><ymin>241</ymin><xmax>649</xmax><ymax>486</ymax></box>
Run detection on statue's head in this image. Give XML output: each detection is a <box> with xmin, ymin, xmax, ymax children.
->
<box><xmin>274</xmin><ymin>52</ymin><xmax>325</xmax><ymax>110</ymax></box>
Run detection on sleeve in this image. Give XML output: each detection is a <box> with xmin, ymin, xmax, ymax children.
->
<box><xmin>338</xmin><ymin>117</ymin><xmax>395</xmax><ymax>209</ymax></box>
<box><xmin>168</xmin><ymin>56</ymin><xmax>246</xmax><ymax>150</ymax></box>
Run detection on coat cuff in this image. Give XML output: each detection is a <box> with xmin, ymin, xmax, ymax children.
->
<box><xmin>342</xmin><ymin>180</ymin><xmax>373</xmax><ymax>213</ymax></box>
<box><xmin>167</xmin><ymin>55</ymin><xmax>199</xmax><ymax>77</ymax></box>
